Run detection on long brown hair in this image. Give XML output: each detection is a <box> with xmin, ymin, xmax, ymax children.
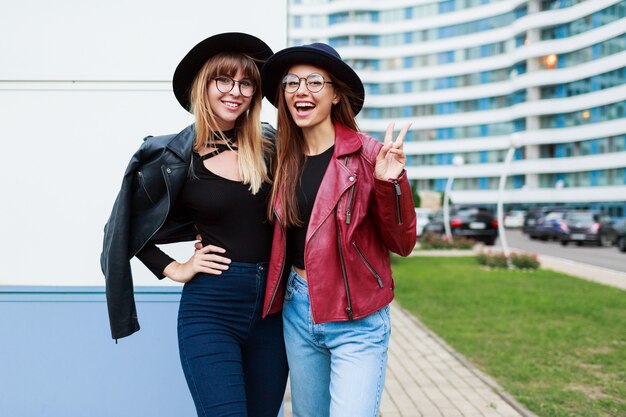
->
<box><xmin>268</xmin><ymin>70</ymin><xmax>360</xmax><ymax>226</ymax></box>
<box><xmin>189</xmin><ymin>52</ymin><xmax>270</xmax><ymax>193</ymax></box>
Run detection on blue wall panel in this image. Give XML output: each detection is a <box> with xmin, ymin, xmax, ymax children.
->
<box><xmin>0</xmin><ymin>286</ymin><xmax>284</xmax><ymax>417</ymax></box>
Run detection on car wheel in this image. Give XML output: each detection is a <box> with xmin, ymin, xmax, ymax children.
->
<box><xmin>619</xmin><ymin>237</ymin><xmax>626</xmax><ymax>253</ymax></box>
<box><xmin>560</xmin><ymin>240</ymin><xmax>568</xmax><ymax>246</ymax></box>
<box><xmin>484</xmin><ymin>238</ymin><xmax>496</xmax><ymax>246</ymax></box>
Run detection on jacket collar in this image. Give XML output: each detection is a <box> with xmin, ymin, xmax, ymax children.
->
<box><xmin>305</xmin><ymin>122</ymin><xmax>362</xmax><ymax>241</ymax></box>
<box><xmin>166</xmin><ymin>124</ymin><xmax>195</xmax><ymax>162</ymax></box>
<box><xmin>273</xmin><ymin>121</ymin><xmax>362</xmax><ymax>227</ymax></box>
<box><xmin>333</xmin><ymin>121</ymin><xmax>362</xmax><ymax>157</ymax></box>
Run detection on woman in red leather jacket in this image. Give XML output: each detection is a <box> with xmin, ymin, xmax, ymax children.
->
<box><xmin>260</xmin><ymin>43</ymin><xmax>417</xmax><ymax>417</ymax></box>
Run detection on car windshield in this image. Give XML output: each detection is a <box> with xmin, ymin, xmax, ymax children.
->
<box><xmin>568</xmin><ymin>213</ymin><xmax>595</xmax><ymax>222</ymax></box>
<box><xmin>456</xmin><ymin>208</ymin><xmax>491</xmax><ymax>216</ymax></box>
<box><xmin>545</xmin><ymin>212</ymin><xmax>564</xmax><ymax>220</ymax></box>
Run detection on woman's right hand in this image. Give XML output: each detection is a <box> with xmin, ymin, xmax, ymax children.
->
<box><xmin>163</xmin><ymin>239</ymin><xmax>231</xmax><ymax>283</ymax></box>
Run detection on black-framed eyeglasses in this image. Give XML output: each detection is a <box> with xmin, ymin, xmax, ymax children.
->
<box><xmin>212</xmin><ymin>76</ymin><xmax>256</xmax><ymax>97</ymax></box>
<box><xmin>281</xmin><ymin>73</ymin><xmax>333</xmax><ymax>93</ymax></box>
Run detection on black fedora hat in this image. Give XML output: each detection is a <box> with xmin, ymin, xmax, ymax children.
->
<box><xmin>173</xmin><ymin>32</ymin><xmax>273</xmax><ymax>112</ymax></box>
<box><xmin>261</xmin><ymin>43</ymin><xmax>365</xmax><ymax>115</ymax></box>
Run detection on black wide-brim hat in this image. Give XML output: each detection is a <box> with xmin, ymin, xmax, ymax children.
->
<box><xmin>173</xmin><ymin>32</ymin><xmax>273</xmax><ymax>112</ymax></box>
<box><xmin>261</xmin><ymin>43</ymin><xmax>365</xmax><ymax>115</ymax></box>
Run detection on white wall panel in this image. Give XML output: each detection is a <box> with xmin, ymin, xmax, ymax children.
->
<box><xmin>0</xmin><ymin>0</ymin><xmax>287</xmax><ymax>286</ymax></box>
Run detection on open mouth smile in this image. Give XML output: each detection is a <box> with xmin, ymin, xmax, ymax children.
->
<box><xmin>295</xmin><ymin>101</ymin><xmax>315</xmax><ymax>115</ymax></box>
<box><xmin>222</xmin><ymin>101</ymin><xmax>242</xmax><ymax>110</ymax></box>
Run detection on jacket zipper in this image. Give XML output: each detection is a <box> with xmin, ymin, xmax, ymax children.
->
<box><xmin>352</xmin><ymin>241</ymin><xmax>384</xmax><ymax>288</ymax></box>
<box><xmin>265</xmin><ymin>209</ymin><xmax>287</xmax><ymax>316</ymax></box>
<box><xmin>393</xmin><ymin>179</ymin><xmax>402</xmax><ymax>225</ymax></box>
<box><xmin>336</xmin><ymin>211</ymin><xmax>354</xmax><ymax>320</ymax></box>
<box><xmin>345</xmin><ymin>175</ymin><xmax>358</xmax><ymax>225</ymax></box>
<box><xmin>133</xmin><ymin>165</ymin><xmax>173</xmax><ymax>257</ymax></box>
<box><xmin>343</xmin><ymin>157</ymin><xmax>357</xmax><ymax>225</ymax></box>
<box><xmin>137</xmin><ymin>171</ymin><xmax>155</xmax><ymax>204</ymax></box>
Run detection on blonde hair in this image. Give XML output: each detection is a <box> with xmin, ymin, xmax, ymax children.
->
<box><xmin>189</xmin><ymin>52</ymin><xmax>270</xmax><ymax>194</ymax></box>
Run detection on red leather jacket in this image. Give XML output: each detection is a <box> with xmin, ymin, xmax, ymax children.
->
<box><xmin>262</xmin><ymin>122</ymin><xmax>417</xmax><ymax>323</ymax></box>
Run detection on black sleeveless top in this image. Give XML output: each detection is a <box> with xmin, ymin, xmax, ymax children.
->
<box><xmin>288</xmin><ymin>145</ymin><xmax>335</xmax><ymax>269</ymax></box>
<box><xmin>136</xmin><ymin>132</ymin><xmax>272</xmax><ymax>276</ymax></box>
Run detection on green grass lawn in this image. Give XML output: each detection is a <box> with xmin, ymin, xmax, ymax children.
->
<box><xmin>392</xmin><ymin>256</ymin><xmax>626</xmax><ymax>417</ymax></box>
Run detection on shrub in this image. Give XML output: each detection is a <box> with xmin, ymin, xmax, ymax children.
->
<box><xmin>476</xmin><ymin>250</ymin><xmax>540</xmax><ymax>270</ymax></box>
<box><xmin>510</xmin><ymin>252</ymin><xmax>540</xmax><ymax>270</ymax></box>
<box><xmin>418</xmin><ymin>232</ymin><xmax>476</xmax><ymax>250</ymax></box>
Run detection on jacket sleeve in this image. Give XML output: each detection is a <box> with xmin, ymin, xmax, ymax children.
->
<box><xmin>370</xmin><ymin>170</ymin><xmax>417</xmax><ymax>256</ymax></box>
<box><xmin>100</xmin><ymin>144</ymin><xmax>147</xmax><ymax>340</ymax></box>
<box><xmin>135</xmin><ymin>200</ymin><xmax>195</xmax><ymax>279</ymax></box>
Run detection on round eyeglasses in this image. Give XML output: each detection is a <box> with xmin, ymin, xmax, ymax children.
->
<box><xmin>212</xmin><ymin>76</ymin><xmax>256</xmax><ymax>97</ymax></box>
<box><xmin>281</xmin><ymin>73</ymin><xmax>333</xmax><ymax>93</ymax></box>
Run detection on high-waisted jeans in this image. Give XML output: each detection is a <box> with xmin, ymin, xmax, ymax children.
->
<box><xmin>177</xmin><ymin>262</ymin><xmax>288</xmax><ymax>417</ymax></box>
<box><xmin>283</xmin><ymin>268</ymin><xmax>391</xmax><ymax>417</ymax></box>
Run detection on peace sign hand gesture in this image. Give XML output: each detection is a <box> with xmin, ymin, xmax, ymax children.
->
<box><xmin>375</xmin><ymin>122</ymin><xmax>412</xmax><ymax>181</ymax></box>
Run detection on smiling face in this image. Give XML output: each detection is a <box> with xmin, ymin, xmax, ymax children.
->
<box><xmin>208</xmin><ymin>68</ymin><xmax>253</xmax><ymax>131</ymax></box>
<box><xmin>283</xmin><ymin>64</ymin><xmax>338</xmax><ymax>132</ymax></box>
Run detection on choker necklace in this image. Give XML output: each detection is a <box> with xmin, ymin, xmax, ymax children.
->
<box><xmin>202</xmin><ymin>129</ymin><xmax>238</xmax><ymax>160</ymax></box>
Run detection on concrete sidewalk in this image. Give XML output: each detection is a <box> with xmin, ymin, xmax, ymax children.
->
<box><xmin>281</xmin><ymin>302</ymin><xmax>536</xmax><ymax>417</ymax></box>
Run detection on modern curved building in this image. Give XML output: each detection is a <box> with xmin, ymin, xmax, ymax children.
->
<box><xmin>288</xmin><ymin>0</ymin><xmax>626</xmax><ymax>217</ymax></box>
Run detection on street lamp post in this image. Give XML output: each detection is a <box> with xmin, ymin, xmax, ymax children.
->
<box><xmin>497</xmin><ymin>134</ymin><xmax>520</xmax><ymax>257</ymax></box>
<box><xmin>443</xmin><ymin>156</ymin><xmax>465</xmax><ymax>240</ymax></box>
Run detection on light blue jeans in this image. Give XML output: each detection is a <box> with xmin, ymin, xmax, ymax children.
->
<box><xmin>283</xmin><ymin>268</ymin><xmax>391</xmax><ymax>417</ymax></box>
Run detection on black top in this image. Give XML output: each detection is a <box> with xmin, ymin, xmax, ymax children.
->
<box><xmin>137</xmin><ymin>143</ymin><xmax>272</xmax><ymax>277</ymax></box>
<box><xmin>288</xmin><ymin>145</ymin><xmax>334</xmax><ymax>269</ymax></box>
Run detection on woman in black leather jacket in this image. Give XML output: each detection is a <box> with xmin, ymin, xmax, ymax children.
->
<box><xmin>100</xmin><ymin>32</ymin><xmax>288</xmax><ymax>417</ymax></box>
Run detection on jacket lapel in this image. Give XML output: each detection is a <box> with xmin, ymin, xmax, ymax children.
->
<box><xmin>166</xmin><ymin>124</ymin><xmax>195</xmax><ymax>162</ymax></box>
<box><xmin>306</xmin><ymin>122</ymin><xmax>362</xmax><ymax>242</ymax></box>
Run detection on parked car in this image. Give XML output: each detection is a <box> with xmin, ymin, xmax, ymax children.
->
<box><xmin>504</xmin><ymin>210</ymin><xmax>526</xmax><ymax>228</ymax></box>
<box><xmin>614</xmin><ymin>220</ymin><xmax>626</xmax><ymax>252</ymax></box>
<box><xmin>415</xmin><ymin>208</ymin><xmax>434</xmax><ymax>237</ymax></box>
<box><xmin>558</xmin><ymin>211</ymin><xmax>618</xmax><ymax>247</ymax></box>
<box><xmin>423</xmin><ymin>206</ymin><xmax>498</xmax><ymax>245</ymax></box>
<box><xmin>522</xmin><ymin>206</ymin><xmax>564</xmax><ymax>236</ymax></box>
<box><xmin>523</xmin><ymin>207</ymin><xmax>548</xmax><ymax>235</ymax></box>
<box><xmin>529</xmin><ymin>211</ymin><xmax>567</xmax><ymax>241</ymax></box>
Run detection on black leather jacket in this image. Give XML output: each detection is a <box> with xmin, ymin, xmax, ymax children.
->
<box><xmin>101</xmin><ymin>123</ymin><xmax>275</xmax><ymax>340</ymax></box>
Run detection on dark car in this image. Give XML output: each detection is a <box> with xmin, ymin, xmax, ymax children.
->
<box><xmin>558</xmin><ymin>211</ymin><xmax>618</xmax><ymax>247</ymax></box>
<box><xmin>523</xmin><ymin>206</ymin><xmax>565</xmax><ymax>237</ymax></box>
<box><xmin>614</xmin><ymin>220</ymin><xmax>626</xmax><ymax>252</ymax></box>
<box><xmin>529</xmin><ymin>211</ymin><xmax>568</xmax><ymax>241</ymax></box>
<box><xmin>424</xmin><ymin>206</ymin><xmax>498</xmax><ymax>245</ymax></box>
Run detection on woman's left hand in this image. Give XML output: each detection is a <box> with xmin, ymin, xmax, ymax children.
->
<box><xmin>375</xmin><ymin>122</ymin><xmax>412</xmax><ymax>180</ymax></box>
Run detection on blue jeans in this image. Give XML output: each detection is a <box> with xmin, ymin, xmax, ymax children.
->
<box><xmin>178</xmin><ymin>262</ymin><xmax>288</xmax><ymax>417</ymax></box>
<box><xmin>283</xmin><ymin>268</ymin><xmax>391</xmax><ymax>417</ymax></box>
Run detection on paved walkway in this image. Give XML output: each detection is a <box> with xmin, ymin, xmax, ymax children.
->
<box><xmin>537</xmin><ymin>254</ymin><xmax>626</xmax><ymax>290</ymax></box>
<box><xmin>281</xmin><ymin>302</ymin><xmax>535</xmax><ymax>417</ymax></box>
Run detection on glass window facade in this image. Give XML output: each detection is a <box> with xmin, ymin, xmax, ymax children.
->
<box><xmin>293</xmin><ymin>1</ymin><xmax>502</xmax><ymax>25</ymax></box>
<box><xmin>345</xmin><ymin>40</ymin><xmax>513</xmax><ymax>72</ymax></box>
<box><xmin>540</xmin><ymin>169</ymin><xmax>626</xmax><ymax>188</ymax></box>
<box><xmin>539</xmin><ymin>135</ymin><xmax>626</xmax><ymax>158</ymax></box>
<box><xmin>362</xmin><ymin>91</ymin><xmax>526</xmax><ymax>119</ymax></box>
<box><xmin>289</xmin><ymin>0</ymin><xmax>626</xmax><ymax>200</ymax></box>
<box><xmin>540</xmin><ymin>68</ymin><xmax>626</xmax><ymax>99</ymax></box>
<box><xmin>540</xmin><ymin>102</ymin><xmax>626</xmax><ymax>129</ymax></box>
<box><xmin>308</xmin><ymin>7</ymin><xmax>527</xmax><ymax>42</ymax></box>
<box><xmin>542</xmin><ymin>34</ymin><xmax>626</xmax><ymax>70</ymax></box>
<box><xmin>370</xmin><ymin>119</ymin><xmax>525</xmax><ymax>142</ymax></box>
<box><xmin>541</xmin><ymin>3</ymin><xmax>626</xmax><ymax>40</ymax></box>
<box><xmin>540</xmin><ymin>0</ymin><xmax>587</xmax><ymax>11</ymax></box>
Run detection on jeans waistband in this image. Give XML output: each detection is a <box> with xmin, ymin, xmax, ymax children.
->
<box><xmin>227</xmin><ymin>261</ymin><xmax>269</xmax><ymax>274</ymax></box>
<box><xmin>290</xmin><ymin>266</ymin><xmax>308</xmax><ymax>287</ymax></box>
